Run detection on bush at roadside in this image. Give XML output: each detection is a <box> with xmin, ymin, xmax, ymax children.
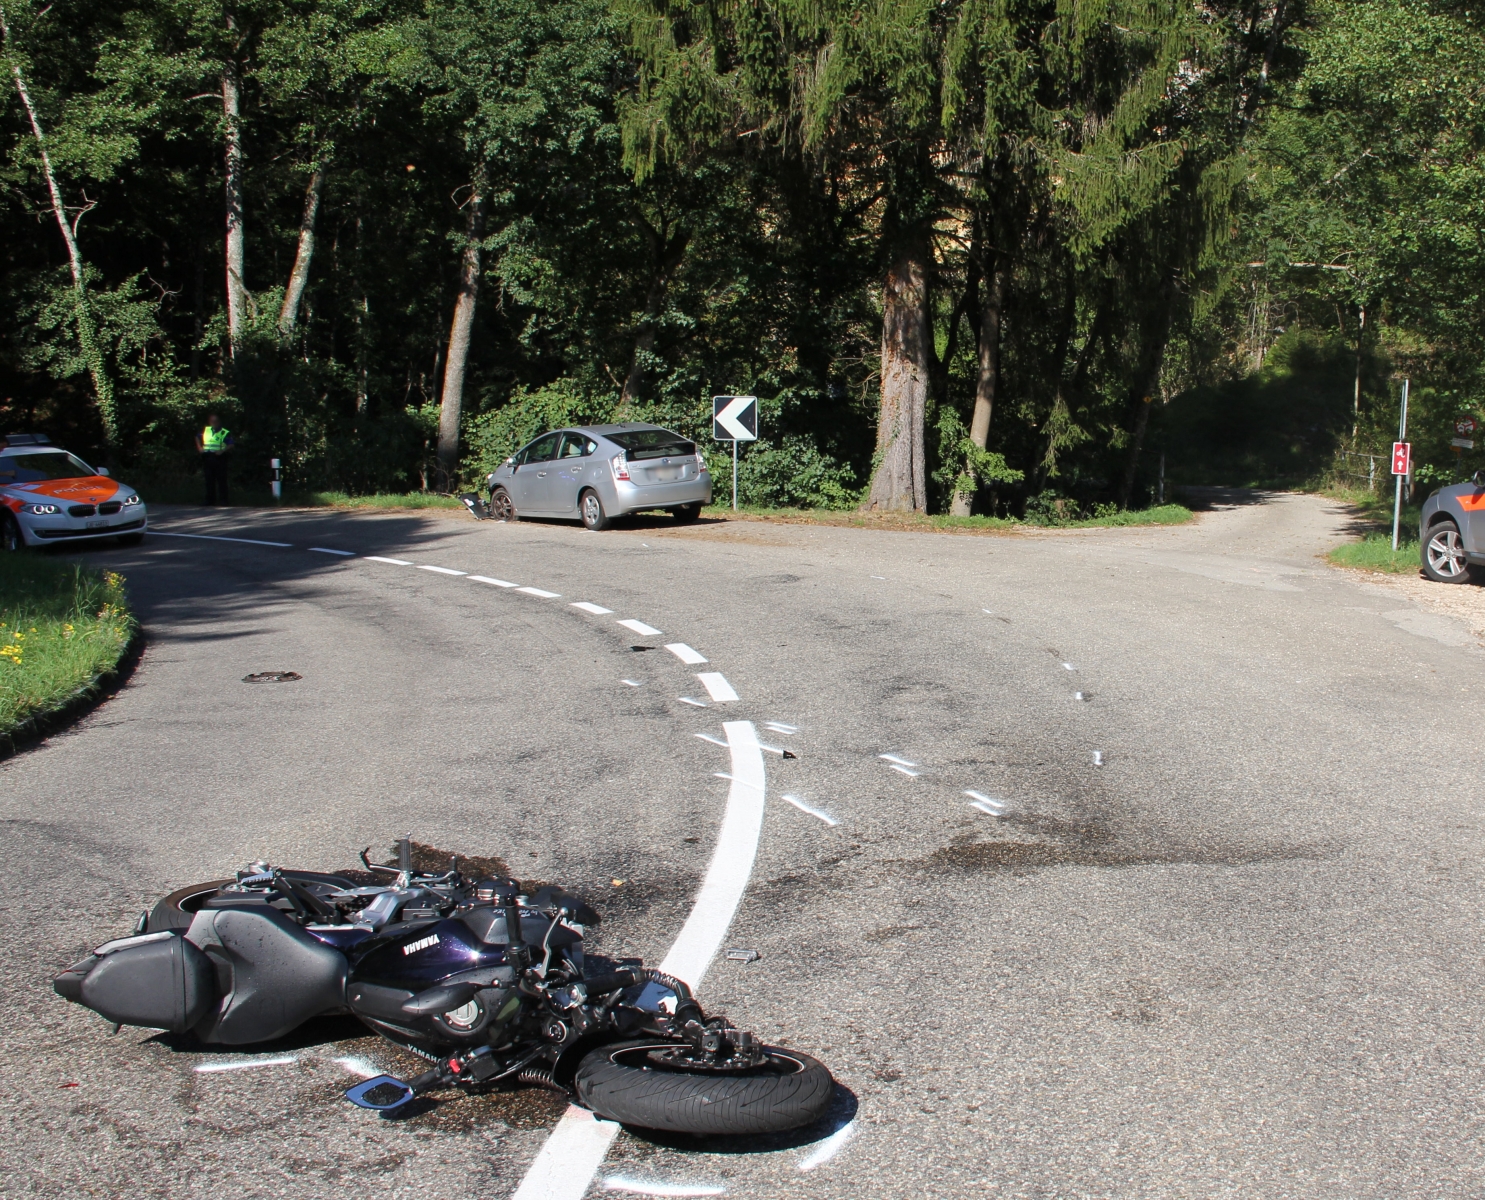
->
<box><xmin>0</xmin><ymin>556</ymin><xmax>135</xmax><ymax>741</ymax></box>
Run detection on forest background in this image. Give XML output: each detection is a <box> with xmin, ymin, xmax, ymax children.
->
<box><xmin>2</xmin><ymin>0</ymin><xmax>1482</xmax><ymax>517</ymax></box>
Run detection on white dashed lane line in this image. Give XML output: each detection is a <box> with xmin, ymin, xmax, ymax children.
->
<box><xmin>470</xmin><ymin>575</ymin><xmax>517</xmax><ymax>587</ymax></box>
<box><xmin>695</xmin><ymin>673</ymin><xmax>738</xmax><ymax>703</ymax></box>
<box><xmin>517</xmin><ymin>587</ymin><xmax>561</xmax><ymax>598</ymax></box>
<box><xmin>309</xmin><ymin>547</ymin><xmax>355</xmax><ymax>556</ymax></box>
<box><xmin>418</xmin><ymin>565</ymin><xmax>467</xmax><ymax>576</ymax></box>
<box><xmin>571</xmin><ymin>602</ymin><xmax>613</xmax><ymax>615</ymax></box>
<box><xmin>151</xmin><ymin>531</ymin><xmax>292</xmax><ymax>548</ymax></box>
<box><xmin>364</xmin><ymin>556</ymin><xmax>412</xmax><ymax>566</ymax></box>
<box><xmin>664</xmin><ymin>643</ymin><xmax>708</xmax><ymax>665</ymax></box>
<box><xmin>617</xmin><ymin>619</ymin><xmax>662</xmax><ymax>636</ymax></box>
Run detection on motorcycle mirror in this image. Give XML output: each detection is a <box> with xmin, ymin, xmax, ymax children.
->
<box><xmin>345</xmin><ymin>1074</ymin><xmax>417</xmax><ymax>1111</ymax></box>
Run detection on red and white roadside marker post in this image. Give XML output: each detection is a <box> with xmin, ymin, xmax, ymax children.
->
<box><xmin>1392</xmin><ymin>378</ymin><xmax>1411</xmax><ymax>551</ymax></box>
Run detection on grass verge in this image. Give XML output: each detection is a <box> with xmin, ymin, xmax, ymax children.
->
<box><xmin>700</xmin><ymin>502</ymin><xmax>1193</xmax><ymax>532</ymax></box>
<box><xmin>0</xmin><ymin>555</ymin><xmax>136</xmax><ymax>743</ymax></box>
<box><xmin>287</xmin><ymin>490</ymin><xmax>464</xmax><ymax>510</ymax></box>
<box><xmin>1328</xmin><ymin>534</ymin><xmax>1422</xmax><ymax>575</ymax></box>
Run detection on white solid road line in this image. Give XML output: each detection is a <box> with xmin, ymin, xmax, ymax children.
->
<box><xmin>617</xmin><ymin>619</ymin><xmax>662</xmax><ymax>636</ymax></box>
<box><xmin>470</xmin><ymin>575</ymin><xmax>517</xmax><ymax>587</ymax></box>
<box><xmin>510</xmin><ymin>721</ymin><xmax>767</xmax><ymax>1200</ymax></box>
<box><xmin>418</xmin><ymin>565</ymin><xmax>467</xmax><ymax>576</ymax></box>
<box><xmin>364</xmin><ymin>556</ymin><xmax>412</xmax><ymax>565</ymax></box>
<box><xmin>695</xmin><ymin>673</ymin><xmax>738</xmax><ymax>702</ymax></box>
<box><xmin>571</xmin><ymin>602</ymin><xmax>613</xmax><ymax>615</ymax></box>
<box><xmin>665</xmin><ymin>643</ymin><xmax>708</xmax><ymax>665</ymax></box>
<box><xmin>309</xmin><ymin>547</ymin><xmax>355</xmax><ymax>556</ymax></box>
<box><xmin>600</xmin><ymin>1178</ymin><xmax>726</xmax><ymax>1197</ymax></box>
<box><xmin>517</xmin><ymin>587</ymin><xmax>561</xmax><ymax>598</ymax></box>
<box><xmin>151</xmin><ymin>531</ymin><xmax>292</xmax><ymax>548</ymax></box>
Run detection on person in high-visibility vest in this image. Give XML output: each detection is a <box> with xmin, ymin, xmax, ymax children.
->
<box><xmin>195</xmin><ymin>413</ymin><xmax>235</xmax><ymax>505</ymax></box>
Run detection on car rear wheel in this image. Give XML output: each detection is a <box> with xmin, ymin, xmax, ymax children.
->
<box><xmin>580</xmin><ymin>489</ymin><xmax>610</xmax><ymax>531</ymax></box>
<box><xmin>1422</xmin><ymin>519</ymin><xmax>1479</xmax><ymax>583</ymax></box>
<box><xmin>488</xmin><ymin>487</ymin><xmax>515</xmax><ymax>521</ymax></box>
<box><xmin>673</xmin><ymin>503</ymin><xmax>702</xmax><ymax>524</ymax></box>
<box><xmin>0</xmin><ymin>512</ymin><xmax>23</xmax><ymax>552</ymax></box>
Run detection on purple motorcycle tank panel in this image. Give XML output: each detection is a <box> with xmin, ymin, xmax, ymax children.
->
<box><xmin>351</xmin><ymin>918</ymin><xmax>508</xmax><ymax>987</ymax></box>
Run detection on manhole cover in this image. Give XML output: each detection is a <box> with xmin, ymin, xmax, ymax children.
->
<box><xmin>243</xmin><ymin>671</ymin><xmax>302</xmax><ymax>683</ymax></box>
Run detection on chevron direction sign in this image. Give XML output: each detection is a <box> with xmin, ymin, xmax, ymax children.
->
<box><xmin>712</xmin><ymin>395</ymin><xmax>758</xmax><ymax>442</ymax></box>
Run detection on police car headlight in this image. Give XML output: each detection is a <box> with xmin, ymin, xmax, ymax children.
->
<box><xmin>123</xmin><ymin>493</ymin><xmax>141</xmax><ymax>506</ymax></box>
<box><xmin>26</xmin><ymin>503</ymin><xmax>59</xmax><ymax>515</ymax></box>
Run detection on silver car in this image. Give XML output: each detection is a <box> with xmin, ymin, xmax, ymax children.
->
<box><xmin>485</xmin><ymin>423</ymin><xmax>711</xmax><ymax>530</ymax></box>
<box><xmin>1419</xmin><ymin>469</ymin><xmax>1485</xmax><ymax>583</ymax></box>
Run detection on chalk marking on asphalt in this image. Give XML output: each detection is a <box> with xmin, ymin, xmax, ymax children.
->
<box><xmin>365</xmin><ymin>556</ymin><xmax>413</xmax><ymax>565</ymax></box>
<box><xmin>470</xmin><ymin>575</ymin><xmax>518</xmax><ymax>587</ymax></box>
<box><xmin>618</xmin><ymin>619</ymin><xmax>662</xmax><ymax>636</ymax></box>
<box><xmin>1092</xmin><ymin>750</ymin><xmax>1104</xmax><ymax>766</ymax></box>
<box><xmin>711</xmin><ymin>772</ymin><xmax>762</xmax><ymax>790</ymax></box>
<box><xmin>512</xmin><ymin>722</ymin><xmax>766</xmax><ymax>1200</ymax></box>
<box><xmin>309</xmin><ymin>547</ymin><xmax>355</xmax><ymax>556</ymax></box>
<box><xmin>695</xmin><ymin>732</ymin><xmax>728</xmax><ymax>747</ymax></box>
<box><xmin>970</xmin><ymin>800</ymin><xmax>1004</xmax><ymax>816</ymax></box>
<box><xmin>965</xmin><ymin>790</ymin><xmax>1004</xmax><ymax>810</ymax></box>
<box><xmin>679</xmin><ymin>697</ymin><xmax>708</xmax><ymax>707</ymax></box>
<box><xmin>151</xmin><ymin>531</ymin><xmax>292</xmax><ymax>548</ymax></box>
<box><xmin>194</xmin><ymin>1056</ymin><xmax>297</xmax><ymax>1073</ymax></box>
<box><xmin>696</xmin><ymin>672</ymin><xmax>738</xmax><ymax>702</ymax></box>
<box><xmin>870</xmin><ymin>575</ymin><xmax>886</xmax><ymax>580</ymax></box>
<box><xmin>621</xmin><ymin>679</ymin><xmax>642</xmax><ymax>687</ymax></box>
<box><xmin>665</xmin><ymin>643</ymin><xmax>708</xmax><ymax>665</ymax></box>
<box><xmin>878</xmin><ymin>754</ymin><xmax>917</xmax><ymax>767</ymax></box>
<box><xmin>889</xmin><ymin>764</ymin><xmax>920</xmax><ymax>777</ymax></box>
<box><xmin>1075</xmin><ymin>691</ymin><xmax>1086</xmax><ymax>701</ymax></box>
<box><xmin>798</xmin><ymin>1120</ymin><xmax>857</xmax><ymax>1171</ymax></box>
<box><xmin>332</xmin><ymin>1056</ymin><xmax>381</xmax><ymax>1078</ymax></box>
<box><xmin>1062</xmin><ymin>662</ymin><xmax>1077</xmax><ymax>671</ymax></box>
<box><xmin>518</xmin><ymin>587</ymin><xmax>561</xmax><ymax>598</ymax></box>
<box><xmin>418</xmin><ymin>565</ymin><xmax>467</xmax><ymax>576</ymax></box>
<box><xmin>763</xmin><ymin>721</ymin><xmax>797</xmax><ymax>734</ymax></box>
<box><xmin>983</xmin><ymin>608</ymin><xmax>993</xmax><ymax>614</ymax></box>
<box><xmin>782</xmin><ymin>795</ymin><xmax>838</xmax><ymax>826</ymax></box>
<box><xmin>571</xmin><ymin>602</ymin><xmax>613</xmax><ymax>615</ymax></box>
<box><xmin>757</xmin><ymin>743</ymin><xmax>788</xmax><ymax>757</ymax></box>
<box><xmin>600</xmin><ymin>1179</ymin><xmax>726</xmax><ymax>1197</ymax></box>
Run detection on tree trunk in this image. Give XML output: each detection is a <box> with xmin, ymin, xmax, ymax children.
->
<box><xmin>1351</xmin><ymin>304</ymin><xmax>1366</xmax><ymax>440</ymax></box>
<box><xmin>950</xmin><ymin>256</ymin><xmax>1005</xmax><ymax>517</ymax></box>
<box><xmin>2</xmin><ymin>5</ymin><xmax>116</xmax><ymax>443</ymax></box>
<box><xmin>863</xmin><ymin>233</ymin><xmax>931</xmax><ymax>513</ymax></box>
<box><xmin>437</xmin><ymin>178</ymin><xmax>486</xmax><ymax>489</ymax></box>
<box><xmin>618</xmin><ymin>217</ymin><xmax>689</xmax><ymax>415</ymax></box>
<box><xmin>223</xmin><ymin>51</ymin><xmax>248</xmax><ymax>350</ymax></box>
<box><xmin>1118</xmin><ymin>289</ymin><xmax>1175</xmax><ymax>509</ymax></box>
<box><xmin>277</xmin><ymin>165</ymin><xmax>324</xmax><ymax>345</ymax></box>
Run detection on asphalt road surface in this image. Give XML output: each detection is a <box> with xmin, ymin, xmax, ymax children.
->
<box><xmin>4</xmin><ymin>491</ymin><xmax>1484</xmax><ymax>1199</ymax></box>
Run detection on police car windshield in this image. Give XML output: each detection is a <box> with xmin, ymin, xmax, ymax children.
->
<box><xmin>0</xmin><ymin>452</ymin><xmax>96</xmax><ymax>483</ymax></box>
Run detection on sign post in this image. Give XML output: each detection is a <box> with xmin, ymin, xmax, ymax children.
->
<box><xmin>1391</xmin><ymin>378</ymin><xmax>1410</xmax><ymax>551</ymax></box>
<box><xmin>712</xmin><ymin>395</ymin><xmax>758</xmax><ymax>510</ymax></box>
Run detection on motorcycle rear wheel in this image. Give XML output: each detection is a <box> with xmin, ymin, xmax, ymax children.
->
<box><xmin>146</xmin><ymin>872</ymin><xmax>358</xmax><ymax>932</ymax></box>
<box><xmin>574</xmin><ymin>1040</ymin><xmax>833</xmax><ymax>1135</ymax></box>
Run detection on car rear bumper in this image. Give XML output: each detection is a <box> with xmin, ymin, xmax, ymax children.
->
<box><xmin>611</xmin><ymin>479</ymin><xmax>712</xmax><ymax>514</ymax></box>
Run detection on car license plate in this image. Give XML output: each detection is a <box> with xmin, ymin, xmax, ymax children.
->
<box><xmin>650</xmin><ymin>467</ymin><xmax>682</xmax><ymax>482</ymax></box>
<box><xmin>86</xmin><ymin>520</ymin><xmax>107</xmax><ymax>529</ymax></box>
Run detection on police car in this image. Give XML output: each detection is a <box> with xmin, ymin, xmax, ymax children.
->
<box><xmin>0</xmin><ymin>434</ymin><xmax>147</xmax><ymax>551</ymax></box>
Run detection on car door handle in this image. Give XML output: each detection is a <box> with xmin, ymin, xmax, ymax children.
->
<box><xmin>537</xmin><ymin>471</ymin><xmax>548</xmax><ymax>477</ymax></box>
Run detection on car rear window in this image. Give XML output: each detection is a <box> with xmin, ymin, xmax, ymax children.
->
<box><xmin>0</xmin><ymin>452</ymin><xmax>95</xmax><ymax>482</ymax></box>
<box><xmin>607</xmin><ymin>429</ymin><xmax>696</xmax><ymax>461</ymax></box>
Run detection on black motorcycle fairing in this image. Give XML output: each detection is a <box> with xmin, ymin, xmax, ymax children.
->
<box><xmin>455</xmin><ymin>906</ymin><xmax>576</xmax><ymax>947</ymax></box>
<box><xmin>186</xmin><ymin>906</ymin><xmax>347</xmax><ymax>1044</ymax></box>
<box><xmin>54</xmin><ymin>933</ymin><xmax>216</xmax><ymax>1033</ymax></box>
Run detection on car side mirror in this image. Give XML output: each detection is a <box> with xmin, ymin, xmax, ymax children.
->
<box><xmin>96</xmin><ymin>467</ymin><xmax>110</xmax><ymax>476</ymax></box>
<box><xmin>1475</xmin><ymin>469</ymin><xmax>1485</xmax><ymax>487</ymax></box>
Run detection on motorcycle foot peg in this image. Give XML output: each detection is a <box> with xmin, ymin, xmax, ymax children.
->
<box><xmin>345</xmin><ymin>1075</ymin><xmax>418</xmax><ymax>1111</ymax></box>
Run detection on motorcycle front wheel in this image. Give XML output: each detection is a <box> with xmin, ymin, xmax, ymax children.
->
<box><xmin>574</xmin><ymin>1040</ymin><xmax>834</xmax><ymax>1135</ymax></box>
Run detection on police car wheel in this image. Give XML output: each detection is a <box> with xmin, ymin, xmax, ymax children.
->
<box><xmin>0</xmin><ymin>513</ymin><xmax>23</xmax><ymax>552</ymax></box>
<box><xmin>117</xmin><ymin>533</ymin><xmax>145</xmax><ymax>547</ymax></box>
<box><xmin>1422</xmin><ymin>520</ymin><xmax>1478</xmax><ymax>584</ymax></box>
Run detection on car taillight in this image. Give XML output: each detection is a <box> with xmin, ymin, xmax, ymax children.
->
<box><xmin>696</xmin><ymin>455</ymin><xmax>708</xmax><ymax>474</ymax></box>
<box><xmin>611</xmin><ymin>454</ymin><xmax>631</xmax><ymax>482</ymax></box>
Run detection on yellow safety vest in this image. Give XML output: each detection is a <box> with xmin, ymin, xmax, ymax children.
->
<box><xmin>202</xmin><ymin>426</ymin><xmax>230</xmax><ymax>453</ymax></box>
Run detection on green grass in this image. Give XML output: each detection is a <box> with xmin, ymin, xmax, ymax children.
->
<box><xmin>0</xmin><ymin>555</ymin><xmax>135</xmax><ymax>740</ymax></box>
<box><xmin>701</xmin><ymin>501</ymin><xmax>1194</xmax><ymax>531</ymax></box>
<box><xmin>286</xmin><ymin>490</ymin><xmax>464</xmax><ymax>510</ymax></box>
<box><xmin>1328</xmin><ymin>533</ymin><xmax>1422</xmax><ymax>574</ymax></box>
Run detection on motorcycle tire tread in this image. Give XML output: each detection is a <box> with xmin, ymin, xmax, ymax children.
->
<box><xmin>574</xmin><ymin>1041</ymin><xmax>834</xmax><ymax>1135</ymax></box>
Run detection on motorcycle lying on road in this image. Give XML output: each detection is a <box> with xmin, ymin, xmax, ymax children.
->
<box><xmin>53</xmin><ymin>838</ymin><xmax>833</xmax><ymax>1134</ymax></box>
